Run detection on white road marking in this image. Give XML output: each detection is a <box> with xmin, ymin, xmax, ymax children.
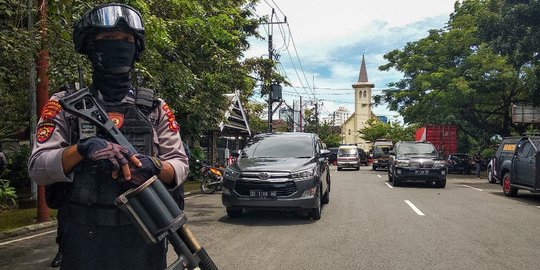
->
<box><xmin>385</xmin><ymin>182</ymin><xmax>394</xmax><ymax>189</ymax></box>
<box><xmin>0</xmin><ymin>230</ymin><xmax>56</xmax><ymax>247</ymax></box>
<box><xmin>461</xmin><ymin>185</ymin><xmax>483</xmax><ymax>191</ymax></box>
<box><xmin>377</xmin><ymin>174</ymin><xmax>382</xmax><ymax>178</ymax></box>
<box><xmin>404</xmin><ymin>200</ymin><xmax>425</xmax><ymax>216</ymax></box>
<box><xmin>536</xmin><ymin>206</ymin><xmax>540</xmax><ymax>209</ymax></box>
<box><xmin>185</xmin><ymin>194</ymin><xmax>203</xmax><ymax>200</ymax></box>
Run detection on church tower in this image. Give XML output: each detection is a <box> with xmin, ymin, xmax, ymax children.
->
<box><xmin>340</xmin><ymin>55</ymin><xmax>376</xmax><ymax>148</ymax></box>
<box><xmin>352</xmin><ymin>55</ymin><xmax>374</xmax><ymax>147</ymax></box>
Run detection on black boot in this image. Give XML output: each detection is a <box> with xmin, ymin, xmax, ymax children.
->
<box><xmin>50</xmin><ymin>250</ymin><xmax>62</xmax><ymax>267</ymax></box>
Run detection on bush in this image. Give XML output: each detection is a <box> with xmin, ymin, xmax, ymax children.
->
<box><xmin>2</xmin><ymin>145</ymin><xmax>31</xmax><ymax>195</ymax></box>
<box><xmin>188</xmin><ymin>146</ymin><xmax>205</xmax><ymax>181</ymax></box>
<box><xmin>0</xmin><ymin>179</ymin><xmax>17</xmax><ymax>210</ymax></box>
<box><xmin>481</xmin><ymin>148</ymin><xmax>496</xmax><ymax>159</ymax></box>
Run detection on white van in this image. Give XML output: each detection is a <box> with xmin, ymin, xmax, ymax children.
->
<box><xmin>337</xmin><ymin>145</ymin><xmax>360</xmax><ymax>171</ymax></box>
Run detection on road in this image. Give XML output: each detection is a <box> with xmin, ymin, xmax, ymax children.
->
<box><xmin>1</xmin><ymin>167</ymin><xmax>539</xmax><ymax>270</ymax></box>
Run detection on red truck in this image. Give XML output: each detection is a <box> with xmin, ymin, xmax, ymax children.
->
<box><xmin>415</xmin><ymin>125</ymin><xmax>458</xmax><ymax>157</ymax></box>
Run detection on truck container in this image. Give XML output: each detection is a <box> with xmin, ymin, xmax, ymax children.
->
<box><xmin>415</xmin><ymin>125</ymin><xmax>458</xmax><ymax>157</ymax></box>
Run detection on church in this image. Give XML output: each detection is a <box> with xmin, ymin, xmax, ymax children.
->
<box><xmin>340</xmin><ymin>56</ymin><xmax>378</xmax><ymax>150</ymax></box>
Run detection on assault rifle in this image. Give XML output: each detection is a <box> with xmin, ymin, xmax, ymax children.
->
<box><xmin>59</xmin><ymin>88</ymin><xmax>218</xmax><ymax>270</ymax></box>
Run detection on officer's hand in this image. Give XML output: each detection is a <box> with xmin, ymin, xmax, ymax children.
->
<box><xmin>128</xmin><ymin>154</ymin><xmax>163</xmax><ymax>186</ymax></box>
<box><xmin>77</xmin><ymin>137</ymin><xmax>138</xmax><ymax>180</ymax></box>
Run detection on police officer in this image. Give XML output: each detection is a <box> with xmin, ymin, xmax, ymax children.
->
<box><xmin>28</xmin><ymin>3</ymin><xmax>189</xmax><ymax>269</ymax></box>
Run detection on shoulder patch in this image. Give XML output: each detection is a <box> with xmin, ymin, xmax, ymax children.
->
<box><xmin>36</xmin><ymin>122</ymin><xmax>56</xmax><ymax>143</ymax></box>
<box><xmin>41</xmin><ymin>100</ymin><xmax>63</xmax><ymax>120</ymax></box>
<box><xmin>107</xmin><ymin>112</ymin><xmax>124</xmax><ymax>129</ymax></box>
<box><xmin>162</xmin><ymin>103</ymin><xmax>180</xmax><ymax>133</ymax></box>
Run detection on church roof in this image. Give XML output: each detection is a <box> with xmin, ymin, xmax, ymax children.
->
<box><xmin>353</xmin><ymin>55</ymin><xmax>375</xmax><ymax>88</ymax></box>
<box><xmin>358</xmin><ymin>55</ymin><xmax>369</xmax><ymax>83</ymax></box>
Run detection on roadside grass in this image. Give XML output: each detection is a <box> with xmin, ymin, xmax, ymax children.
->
<box><xmin>0</xmin><ymin>208</ymin><xmax>58</xmax><ymax>232</ymax></box>
<box><xmin>0</xmin><ymin>180</ymin><xmax>201</xmax><ymax>233</ymax></box>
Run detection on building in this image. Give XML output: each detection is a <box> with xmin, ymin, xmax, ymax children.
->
<box><xmin>340</xmin><ymin>56</ymin><xmax>377</xmax><ymax>150</ymax></box>
<box><xmin>322</xmin><ymin>107</ymin><xmax>350</xmax><ymax>126</ymax></box>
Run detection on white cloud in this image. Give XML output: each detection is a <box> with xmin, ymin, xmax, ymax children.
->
<box><xmin>248</xmin><ymin>0</ymin><xmax>457</xmax><ymax>123</ymax></box>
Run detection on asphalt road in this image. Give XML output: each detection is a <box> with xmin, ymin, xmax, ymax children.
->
<box><xmin>1</xmin><ymin>167</ymin><xmax>539</xmax><ymax>270</ymax></box>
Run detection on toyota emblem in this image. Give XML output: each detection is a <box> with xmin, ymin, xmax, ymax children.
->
<box><xmin>258</xmin><ymin>172</ymin><xmax>269</xmax><ymax>180</ymax></box>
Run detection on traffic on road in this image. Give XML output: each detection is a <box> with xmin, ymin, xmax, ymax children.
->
<box><xmin>2</xmin><ymin>161</ymin><xmax>539</xmax><ymax>270</ymax></box>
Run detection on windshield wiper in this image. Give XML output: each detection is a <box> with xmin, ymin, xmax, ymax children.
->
<box><xmin>295</xmin><ymin>156</ymin><xmax>312</xmax><ymax>158</ymax></box>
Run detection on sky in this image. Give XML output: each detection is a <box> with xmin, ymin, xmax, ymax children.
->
<box><xmin>245</xmin><ymin>0</ymin><xmax>459</xmax><ymax>123</ymax></box>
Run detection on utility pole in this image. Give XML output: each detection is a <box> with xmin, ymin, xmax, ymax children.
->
<box><xmin>299</xmin><ymin>96</ymin><xmax>303</xmax><ymax>132</ymax></box>
<box><xmin>315</xmin><ymin>102</ymin><xmax>319</xmax><ymax>135</ymax></box>
<box><xmin>36</xmin><ymin>0</ymin><xmax>50</xmax><ymax>222</ymax></box>
<box><xmin>267</xmin><ymin>9</ymin><xmax>273</xmax><ymax>133</ymax></box>
<box><xmin>263</xmin><ymin>9</ymin><xmax>286</xmax><ymax>133</ymax></box>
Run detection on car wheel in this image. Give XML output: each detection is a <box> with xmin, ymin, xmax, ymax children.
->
<box><xmin>337</xmin><ymin>167</ymin><xmax>342</xmax><ymax>171</ymax></box>
<box><xmin>355</xmin><ymin>166</ymin><xmax>360</xmax><ymax>171</ymax></box>
<box><xmin>322</xmin><ymin>188</ymin><xmax>330</xmax><ymax>204</ymax></box>
<box><xmin>372</xmin><ymin>165</ymin><xmax>377</xmax><ymax>171</ymax></box>
<box><xmin>388</xmin><ymin>170</ymin><xmax>393</xmax><ymax>182</ymax></box>
<box><xmin>393</xmin><ymin>176</ymin><xmax>401</xmax><ymax>187</ymax></box>
<box><xmin>226</xmin><ymin>207</ymin><xmax>243</xmax><ymax>218</ymax></box>
<box><xmin>487</xmin><ymin>168</ymin><xmax>496</xmax><ymax>183</ymax></box>
<box><xmin>436</xmin><ymin>178</ymin><xmax>446</xmax><ymax>188</ymax></box>
<box><xmin>502</xmin><ymin>173</ymin><xmax>518</xmax><ymax>197</ymax></box>
<box><xmin>309</xmin><ymin>187</ymin><xmax>322</xmax><ymax>220</ymax></box>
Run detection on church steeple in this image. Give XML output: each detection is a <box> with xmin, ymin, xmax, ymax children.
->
<box><xmin>352</xmin><ymin>55</ymin><xmax>374</xmax><ymax>88</ymax></box>
<box><xmin>358</xmin><ymin>55</ymin><xmax>368</xmax><ymax>83</ymax></box>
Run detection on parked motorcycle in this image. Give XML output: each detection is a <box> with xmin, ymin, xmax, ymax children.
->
<box><xmin>199</xmin><ymin>160</ymin><xmax>225</xmax><ymax>194</ymax></box>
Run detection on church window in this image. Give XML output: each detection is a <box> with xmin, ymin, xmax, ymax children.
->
<box><xmin>348</xmin><ymin>129</ymin><xmax>351</xmax><ymax>135</ymax></box>
<box><xmin>363</xmin><ymin>90</ymin><xmax>367</xmax><ymax>98</ymax></box>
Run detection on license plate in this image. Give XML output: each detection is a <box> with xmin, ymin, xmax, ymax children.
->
<box><xmin>415</xmin><ymin>170</ymin><xmax>429</xmax><ymax>175</ymax></box>
<box><xmin>249</xmin><ymin>190</ymin><xmax>277</xmax><ymax>198</ymax></box>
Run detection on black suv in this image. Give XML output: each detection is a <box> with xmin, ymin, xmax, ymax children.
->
<box><xmin>446</xmin><ymin>153</ymin><xmax>472</xmax><ymax>174</ymax></box>
<box><xmin>388</xmin><ymin>141</ymin><xmax>447</xmax><ymax>188</ymax></box>
<box><xmin>222</xmin><ymin>132</ymin><xmax>331</xmax><ymax>220</ymax></box>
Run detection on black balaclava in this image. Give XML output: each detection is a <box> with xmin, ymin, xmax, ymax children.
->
<box><xmin>91</xmin><ymin>39</ymin><xmax>136</xmax><ymax>102</ymax></box>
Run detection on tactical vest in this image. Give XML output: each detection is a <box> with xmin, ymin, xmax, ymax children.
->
<box><xmin>69</xmin><ymin>88</ymin><xmax>158</xmax><ymax>209</ymax></box>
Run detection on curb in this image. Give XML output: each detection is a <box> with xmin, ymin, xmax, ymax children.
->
<box><xmin>0</xmin><ymin>220</ymin><xmax>57</xmax><ymax>241</ymax></box>
<box><xmin>0</xmin><ymin>190</ymin><xmax>204</xmax><ymax>241</ymax></box>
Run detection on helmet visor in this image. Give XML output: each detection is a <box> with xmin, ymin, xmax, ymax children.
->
<box><xmin>89</xmin><ymin>5</ymin><xmax>144</xmax><ymax>31</ymax></box>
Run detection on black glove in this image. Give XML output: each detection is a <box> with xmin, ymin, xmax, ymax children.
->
<box><xmin>77</xmin><ymin>137</ymin><xmax>133</xmax><ymax>172</ymax></box>
<box><xmin>129</xmin><ymin>154</ymin><xmax>163</xmax><ymax>186</ymax></box>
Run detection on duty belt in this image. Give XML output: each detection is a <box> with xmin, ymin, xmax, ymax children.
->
<box><xmin>66</xmin><ymin>203</ymin><xmax>132</xmax><ymax>227</ymax></box>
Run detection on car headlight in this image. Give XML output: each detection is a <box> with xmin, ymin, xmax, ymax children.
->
<box><xmin>395</xmin><ymin>160</ymin><xmax>410</xmax><ymax>167</ymax></box>
<box><xmin>291</xmin><ymin>167</ymin><xmax>316</xmax><ymax>179</ymax></box>
<box><xmin>224</xmin><ymin>167</ymin><xmax>241</xmax><ymax>180</ymax></box>
<box><xmin>433</xmin><ymin>160</ymin><xmax>446</xmax><ymax>168</ymax></box>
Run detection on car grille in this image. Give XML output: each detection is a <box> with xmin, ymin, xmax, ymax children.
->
<box><xmin>410</xmin><ymin>160</ymin><xmax>434</xmax><ymax>169</ymax></box>
<box><xmin>234</xmin><ymin>180</ymin><xmax>297</xmax><ymax>196</ymax></box>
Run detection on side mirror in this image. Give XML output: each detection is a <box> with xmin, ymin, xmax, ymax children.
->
<box><xmin>320</xmin><ymin>149</ymin><xmax>331</xmax><ymax>158</ymax></box>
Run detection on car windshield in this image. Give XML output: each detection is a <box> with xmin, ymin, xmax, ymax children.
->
<box><xmin>241</xmin><ymin>135</ymin><xmax>314</xmax><ymax>158</ymax></box>
<box><xmin>373</xmin><ymin>146</ymin><xmax>391</xmax><ymax>155</ymax></box>
<box><xmin>399</xmin><ymin>143</ymin><xmax>437</xmax><ymax>155</ymax></box>
<box><xmin>338</xmin><ymin>148</ymin><xmax>357</xmax><ymax>156</ymax></box>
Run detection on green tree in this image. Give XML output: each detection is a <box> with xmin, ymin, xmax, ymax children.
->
<box><xmin>375</xmin><ymin>0</ymin><xmax>528</xmax><ymax>146</ymax></box>
<box><xmin>0</xmin><ymin>0</ymin><xmax>271</xmax><ymax>143</ymax></box>
<box><xmin>317</xmin><ymin>122</ymin><xmax>342</xmax><ymax>148</ymax></box>
<box><xmin>358</xmin><ymin>118</ymin><xmax>415</xmax><ymax>144</ymax></box>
